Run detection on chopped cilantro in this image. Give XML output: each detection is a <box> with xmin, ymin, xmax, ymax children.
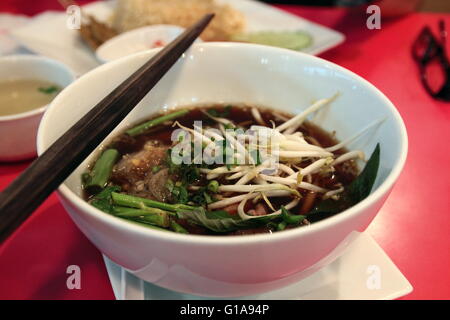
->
<box><xmin>38</xmin><ymin>85</ymin><xmax>60</xmax><ymax>94</ymax></box>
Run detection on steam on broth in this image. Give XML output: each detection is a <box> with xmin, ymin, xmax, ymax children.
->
<box><xmin>0</xmin><ymin>79</ymin><xmax>61</xmax><ymax>116</ymax></box>
<box><xmin>82</xmin><ymin>101</ymin><xmax>380</xmax><ymax>236</ymax></box>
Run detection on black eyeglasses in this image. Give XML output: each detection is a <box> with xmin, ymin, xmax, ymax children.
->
<box><xmin>412</xmin><ymin>20</ymin><xmax>450</xmax><ymax>101</ymax></box>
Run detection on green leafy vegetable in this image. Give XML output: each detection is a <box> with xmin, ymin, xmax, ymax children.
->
<box><xmin>90</xmin><ymin>186</ymin><xmax>121</xmax><ymax>214</ymax></box>
<box><xmin>308</xmin><ymin>144</ymin><xmax>380</xmax><ymax>222</ymax></box>
<box><xmin>166</xmin><ymin>150</ymin><xmax>202</xmax><ymax>185</ymax></box>
<box><xmin>166</xmin><ymin>180</ymin><xmax>189</xmax><ymax>204</ymax></box>
<box><xmin>176</xmin><ymin>207</ymin><xmax>278</xmax><ymax>233</ymax></box>
<box><xmin>345</xmin><ymin>144</ymin><xmax>381</xmax><ymax>204</ymax></box>
<box><xmin>187</xmin><ymin>184</ymin><xmax>218</xmax><ymax>206</ymax></box>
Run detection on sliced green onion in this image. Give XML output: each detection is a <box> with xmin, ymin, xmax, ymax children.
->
<box><xmin>207</xmin><ymin>180</ymin><xmax>219</xmax><ymax>193</ymax></box>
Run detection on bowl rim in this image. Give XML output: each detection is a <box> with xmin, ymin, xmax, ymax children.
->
<box><xmin>37</xmin><ymin>42</ymin><xmax>408</xmax><ymax>246</ymax></box>
<box><xmin>96</xmin><ymin>24</ymin><xmax>187</xmax><ymax>63</ymax></box>
<box><xmin>0</xmin><ymin>54</ymin><xmax>75</xmax><ymax>121</ymax></box>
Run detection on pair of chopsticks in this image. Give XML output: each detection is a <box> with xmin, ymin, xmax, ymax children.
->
<box><xmin>0</xmin><ymin>14</ymin><xmax>214</xmax><ymax>243</ymax></box>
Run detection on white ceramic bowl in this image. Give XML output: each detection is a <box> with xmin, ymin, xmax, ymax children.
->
<box><xmin>37</xmin><ymin>43</ymin><xmax>407</xmax><ymax>297</ymax></box>
<box><xmin>96</xmin><ymin>25</ymin><xmax>202</xmax><ymax>63</ymax></box>
<box><xmin>0</xmin><ymin>55</ymin><xmax>75</xmax><ymax>162</ymax></box>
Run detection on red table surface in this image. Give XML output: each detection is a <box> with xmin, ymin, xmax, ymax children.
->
<box><xmin>1</xmin><ymin>0</ymin><xmax>449</xmax><ymax>300</ymax></box>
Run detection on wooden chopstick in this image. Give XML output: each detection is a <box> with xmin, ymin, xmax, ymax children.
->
<box><xmin>0</xmin><ymin>14</ymin><xmax>214</xmax><ymax>243</ymax></box>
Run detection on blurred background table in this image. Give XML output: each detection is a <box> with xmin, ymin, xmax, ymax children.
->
<box><xmin>0</xmin><ymin>0</ymin><xmax>449</xmax><ymax>300</ymax></box>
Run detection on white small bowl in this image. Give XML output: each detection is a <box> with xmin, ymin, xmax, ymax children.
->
<box><xmin>38</xmin><ymin>43</ymin><xmax>407</xmax><ymax>297</ymax></box>
<box><xmin>96</xmin><ymin>25</ymin><xmax>201</xmax><ymax>63</ymax></box>
<box><xmin>0</xmin><ymin>55</ymin><xmax>75</xmax><ymax>162</ymax></box>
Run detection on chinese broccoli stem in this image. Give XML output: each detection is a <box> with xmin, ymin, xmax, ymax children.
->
<box><xmin>113</xmin><ymin>206</ymin><xmax>168</xmax><ymax>217</ymax></box>
<box><xmin>113</xmin><ymin>206</ymin><xmax>170</xmax><ymax>227</ymax></box>
<box><xmin>281</xmin><ymin>206</ymin><xmax>306</xmax><ymax>225</ymax></box>
<box><xmin>122</xmin><ymin>218</ymin><xmax>169</xmax><ymax>231</ymax></box>
<box><xmin>170</xmin><ymin>221</ymin><xmax>189</xmax><ymax>234</ymax></box>
<box><xmin>111</xmin><ymin>192</ymin><xmax>196</xmax><ymax>212</ymax></box>
<box><xmin>136</xmin><ymin>214</ymin><xmax>169</xmax><ymax>228</ymax></box>
<box><xmin>85</xmin><ymin>149</ymin><xmax>119</xmax><ymax>193</ymax></box>
<box><xmin>126</xmin><ymin>109</ymin><xmax>189</xmax><ymax>137</ymax></box>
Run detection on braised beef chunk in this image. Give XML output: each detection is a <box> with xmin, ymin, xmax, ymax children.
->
<box><xmin>145</xmin><ymin>168</ymin><xmax>173</xmax><ymax>202</ymax></box>
<box><xmin>110</xmin><ymin>140</ymin><xmax>171</xmax><ymax>199</ymax></box>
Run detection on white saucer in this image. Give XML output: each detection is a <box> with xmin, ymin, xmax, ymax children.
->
<box><xmin>96</xmin><ymin>25</ymin><xmax>199</xmax><ymax>63</ymax></box>
<box><xmin>103</xmin><ymin>232</ymin><xmax>412</xmax><ymax>300</ymax></box>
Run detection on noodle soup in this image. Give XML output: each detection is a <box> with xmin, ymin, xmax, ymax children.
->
<box><xmin>83</xmin><ymin>104</ymin><xmax>380</xmax><ymax>236</ymax></box>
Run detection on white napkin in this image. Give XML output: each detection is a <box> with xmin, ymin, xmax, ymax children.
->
<box><xmin>7</xmin><ymin>1</ymin><xmax>114</xmax><ymax>76</ymax></box>
<box><xmin>9</xmin><ymin>11</ymin><xmax>100</xmax><ymax>76</ymax></box>
<box><xmin>0</xmin><ymin>14</ymin><xmax>30</xmax><ymax>55</ymax></box>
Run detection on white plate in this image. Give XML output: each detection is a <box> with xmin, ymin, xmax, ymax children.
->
<box><xmin>10</xmin><ymin>0</ymin><xmax>344</xmax><ymax>76</ymax></box>
<box><xmin>103</xmin><ymin>232</ymin><xmax>412</xmax><ymax>300</ymax></box>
